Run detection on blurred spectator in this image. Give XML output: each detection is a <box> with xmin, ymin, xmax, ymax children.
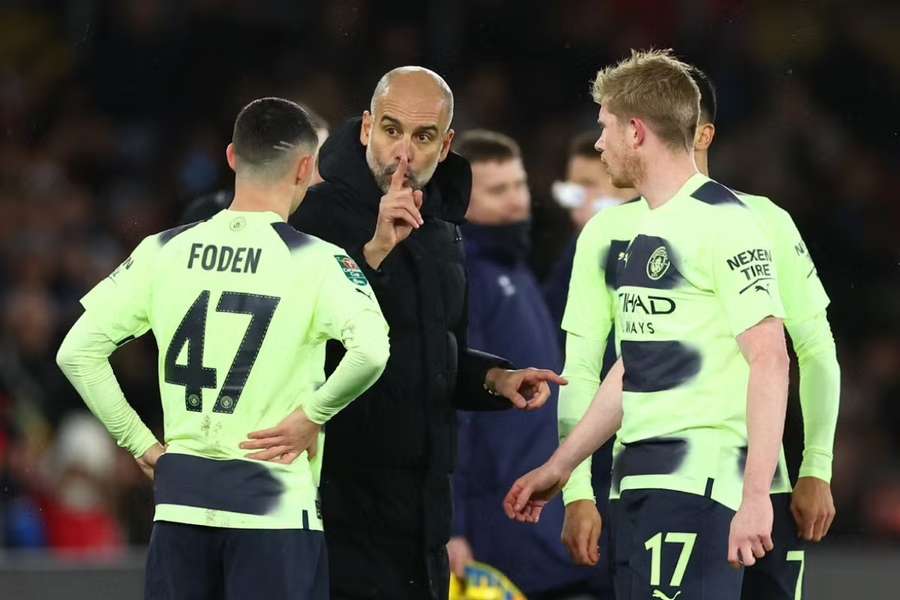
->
<box><xmin>451</xmin><ymin>130</ymin><xmax>609</xmax><ymax>598</ymax></box>
<box><xmin>542</xmin><ymin>131</ymin><xmax>637</xmax><ymax>333</ymax></box>
<box><xmin>38</xmin><ymin>413</ymin><xmax>123</xmax><ymax>556</ymax></box>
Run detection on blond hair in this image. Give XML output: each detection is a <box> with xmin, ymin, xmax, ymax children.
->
<box><xmin>592</xmin><ymin>49</ymin><xmax>700</xmax><ymax>151</ymax></box>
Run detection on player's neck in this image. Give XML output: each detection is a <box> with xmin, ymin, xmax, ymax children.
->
<box><xmin>231</xmin><ymin>184</ymin><xmax>291</xmax><ymax>221</ymax></box>
<box><xmin>637</xmin><ymin>151</ymin><xmax>699</xmax><ymax>210</ymax></box>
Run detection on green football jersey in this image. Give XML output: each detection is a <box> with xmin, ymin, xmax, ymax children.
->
<box><xmin>562</xmin><ymin>173</ymin><xmax>817</xmax><ymax>510</ymax></box>
<box><xmin>80</xmin><ymin>209</ymin><xmax>387</xmax><ymax>529</ymax></box>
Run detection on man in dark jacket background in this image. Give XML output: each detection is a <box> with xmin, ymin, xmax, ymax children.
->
<box><xmin>242</xmin><ymin>67</ymin><xmax>566</xmax><ymax>600</ymax></box>
<box><xmin>448</xmin><ymin>130</ymin><xmax>610</xmax><ymax>599</ymax></box>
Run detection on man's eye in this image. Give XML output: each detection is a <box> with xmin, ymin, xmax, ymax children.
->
<box><xmin>417</xmin><ymin>133</ymin><xmax>433</xmax><ymax>143</ymax></box>
<box><xmin>385</xmin><ymin>127</ymin><xmax>399</xmax><ymax>136</ymax></box>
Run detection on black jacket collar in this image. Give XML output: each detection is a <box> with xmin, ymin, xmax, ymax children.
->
<box><xmin>316</xmin><ymin>117</ymin><xmax>471</xmax><ymax>224</ymax></box>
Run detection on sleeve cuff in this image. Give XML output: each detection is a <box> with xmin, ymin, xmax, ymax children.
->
<box><xmin>798</xmin><ymin>450</ymin><xmax>832</xmax><ymax>483</ymax></box>
<box><xmin>347</xmin><ymin>243</ymin><xmax>392</xmax><ymax>288</ymax></box>
<box><xmin>562</xmin><ymin>457</ymin><xmax>595</xmax><ymax>505</ymax></box>
<box><xmin>562</xmin><ymin>480</ymin><xmax>595</xmax><ymax>505</ymax></box>
<box><xmin>128</xmin><ymin>430</ymin><xmax>161</xmax><ymax>460</ymax></box>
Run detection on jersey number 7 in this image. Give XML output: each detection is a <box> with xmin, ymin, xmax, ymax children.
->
<box><xmin>164</xmin><ymin>290</ymin><xmax>280</xmax><ymax>414</ymax></box>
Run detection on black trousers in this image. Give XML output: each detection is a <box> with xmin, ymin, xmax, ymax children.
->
<box><xmin>741</xmin><ymin>493</ymin><xmax>807</xmax><ymax>600</ymax></box>
<box><xmin>144</xmin><ymin>521</ymin><xmax>329</xmax><ymax>600</ymax></box>
<box><xmin>326</xmin><ymin>525</ymin><xmax>449</xmax><ymax>600</ymax></box>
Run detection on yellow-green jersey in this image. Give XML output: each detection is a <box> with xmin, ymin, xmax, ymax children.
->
<box><xmin>70</xmin><ymin>209</ymin><xmax>389</xmax><ymax>530</ymax></box>
<box><xmin>563</xmin><ymin>173</ymin><xmax>794</xmax><ymax>511</ymax></box>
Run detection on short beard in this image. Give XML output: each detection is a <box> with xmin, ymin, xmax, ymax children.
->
<box><xmin>610</xmin><ymin>150</ymin><xmax>644</xmax><ymax>189</ymax></box>
<box><xmin>365</xmin><ymin>144</ymin><xmax>435</xmax><ymax>193</ymax></box>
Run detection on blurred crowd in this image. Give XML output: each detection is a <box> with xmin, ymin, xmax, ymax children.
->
<box><xmin>1</xmin><ymin>0</ymin><xmax>899</xmax><ymax>555</ymax></box>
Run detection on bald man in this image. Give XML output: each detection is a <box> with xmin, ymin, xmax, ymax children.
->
<box><xmin>245</xmin><ymin>67</ymin><xmax>565</xmax><ymax>599</ymax></box>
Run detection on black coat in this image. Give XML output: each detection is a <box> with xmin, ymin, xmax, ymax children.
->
<box><xmin>290</xmin><ymin>118</ymin><xmax>511</xmax><ymax>548</ymax></box>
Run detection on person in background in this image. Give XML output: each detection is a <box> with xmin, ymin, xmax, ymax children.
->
<box><xmin>448</xmin><ymin>130</ymin><xmax>609</xmax><ymax>599</ymax></box>
<box><xmin>543</xmin><ymin>132</ymin><xmax>637</xmax><ymax>331</ymax></box>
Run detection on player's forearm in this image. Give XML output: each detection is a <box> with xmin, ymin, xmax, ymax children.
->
<box><xmin>742</xmin><ymin>351</ymin><xmax>790</xmax><ymax>497</ymax></box>
<box><xmin>787</xmin><ymin>312</ymin><xmax>840</xmax><ymax>482</ymax></box>
<box><xmin>304</xmin><ymin>311</ymin><xmax>390</xmax><ymax>424</ymax></box>
<box><xmin>552</xmin><ymin>358</ymin><xmax>623</xmax><ymax>476</ymax></box>
<box><xmin>559</xmin><ymin>332</ymin><xmax>605</xmax><ymax>504</ymax></box>
<box><xmin>56</xmin><ymin>313</ymin><xmax>159</xmax><ymax>458</ymax></box>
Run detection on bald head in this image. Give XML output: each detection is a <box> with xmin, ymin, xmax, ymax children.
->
<box><xmin>370</xmin><ymin>66</ymin><xmax>454</xmax><ymax>130</ymax></box>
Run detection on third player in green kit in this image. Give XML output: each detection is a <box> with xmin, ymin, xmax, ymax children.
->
<box><xmin>504</xmin><ymin>51</ymin><xmax>790</xmax><ymax>600</ymax></box>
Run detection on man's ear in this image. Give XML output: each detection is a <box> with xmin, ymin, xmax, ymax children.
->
<box><xmin>438</xmin><ymin>129</ymin><xmax>455</xmax><ymax>162</ymax></box>
<box><xmin>360</xmin><ymin>111</ymin><xmax>373</xmax><ymax>146</ymax></box>
<box><xmin>295</xmin><ymin>154</ymin><xmax>314</xmax><ymax>186</ymax></box>
<box><xmin>226</xmin><ymin>143</ymin><xmax>237</xmax><ymax>172</ymax></box>
<box><xmin>695</xmin><ymin>123</ymin><xmax>716</xmax><ymax>151</ymax></box>
<box><xmin>630</xmin><ymin>118</ymin><xmax>646</xmax><ymax>148</ymax></box>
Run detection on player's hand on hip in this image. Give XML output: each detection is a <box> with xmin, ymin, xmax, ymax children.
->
<box><xmin>447</xmin><ymin>536</ymin><xmax>475</xmax><ymax>578</ymax></box>
<box><xmin>136</xmin><ymin>442</ymin><xmax>166</xmax><ymax>481</ymax></box>
<box><xmin>562</xmin><ymin>499</ymin><xmax>603</xmax><ymax>566</ymax></box>
<box><xmin>486</xmin><ymin>367</ymin><xmax>568</xmax><ymax>411</ymax></box>
<box><xmin>790</xmin><ymin>476</ymin><xmax>836</xmax><ymax>542</ymax></box>
<box><xmin>241</xmin><ymin>407</ymin><xmax>321</xmax><ymax>465</ymax></box>
<box><xmin>503</xmin><ymin>460</ymin><xmax>569</xmax><ymax>523</ymax></box>
<box><xmin>728</xmin><ymin>493</ymin><xmax>774</xmax><ymax>569</ymax></box>
<box><xmin>364</xmin><ymin>157</ymin><xmax>423</xmax><ymax>268</ymax></box>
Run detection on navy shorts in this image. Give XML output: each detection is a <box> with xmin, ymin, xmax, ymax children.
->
<box><xmin>144</xmin><ymin>521</ymin><xmax>328</xmax><ymax>600</ymax></box>
<box><xmin>610</xmin><ymin>486</ymin><xmax>743</xmax><ymax>600</ymax></box>
<box><xmin>741</xmin><ymin>492</ymin><xmax>807</xmax><ymax>600</ymax></box>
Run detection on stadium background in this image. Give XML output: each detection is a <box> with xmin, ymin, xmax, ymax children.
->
<box><xmin>0</xmin><ymin>1</ymin><xmax>898</xmax><ymax>598</ymax></box>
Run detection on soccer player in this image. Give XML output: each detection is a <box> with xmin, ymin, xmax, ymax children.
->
<box><xmin>504</xmin><ymin>50</ymin><xmax>790</xmax><ymax>600</ymax></box>
<box><xmin>555</xmin><ymin>65</ymin><xmax>840</xmax><ymax>600</ymax></box>
<box><xmin>56</xmin><ymin>97</ymin><xmax>390</xmax><ymax>599</ymax></box>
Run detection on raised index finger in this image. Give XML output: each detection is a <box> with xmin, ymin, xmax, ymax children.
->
<box><xmin>390</xmin><ymin>157</ymin><xmax>409</xmax><ymax>190</ymax></box>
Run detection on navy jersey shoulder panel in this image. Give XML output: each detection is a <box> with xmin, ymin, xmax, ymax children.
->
<box><xmin>690</xmin><ymin>180</ymin><xmax>745</xmax><ymax>206</ymax></box>
<box><xmin>617</xmin><ymin>235</ymin><xmax>685</xmax><ymax>290</ymax></box>
<box><xmin>158</xmin><ymin>220</ymin><xmax>203</xmax><ymax>246</ymax></box>
<box><xmin>271</xmin><ymin>221</ymin><xmax>312</xmax><ymax>252</ymax></box>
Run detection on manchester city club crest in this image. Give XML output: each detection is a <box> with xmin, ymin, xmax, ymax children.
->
<box><xmin>647</xmin><ymin>246</ymin><xmax>670</xmax><ymax>281</ymax></box>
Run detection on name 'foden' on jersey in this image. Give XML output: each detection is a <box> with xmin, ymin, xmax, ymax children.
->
<box><xmin>187</xmin><ymin>243</ymin><xmax>262</xmax><ymax>274</ymax></box>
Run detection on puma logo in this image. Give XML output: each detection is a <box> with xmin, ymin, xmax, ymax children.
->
<box><xmin>652</xmin><ymin>591</ymin><xmax>682</xmax><ymax>600</ymax></box>
<box><xmin>354</xmin><ymin>288</ymin><xmax>374</xmax><ymax>302</ymax></box>
<box><xmin>753</xmin><ymin>283</ymin><xmax>770</xmax><ymax>295</ymax></box>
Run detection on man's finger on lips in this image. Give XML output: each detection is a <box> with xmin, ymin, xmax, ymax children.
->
<box><xmin>386</xmin><ymin>207</ymin><xmax>420</xmax><ymax>230</ymax></box>
<box><xmin>390</xmin><ymin>157</ymin><xmax>409</xmax><ymax>189</ymax></box>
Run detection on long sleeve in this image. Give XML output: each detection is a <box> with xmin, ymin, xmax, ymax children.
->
<box><xmin>304</xmin><ymin>249</ymin><xmax>390</xmax><ymax>425</ymax></box>
<box><xmin>56</xmin><ymin>313</ymin><xmax>159</xmax><ymax>458</ymax></box>
<box><xmin>786</xmin><ymin>311</ymin><xmax>840</xmax><ymax>482</ymax></box>
<box><xmin>559</xmin><ymin>332</ymin><xmax>605</xmax><ymax>504</ymax></box>
<box><xmin>452</xmin><ymin>272</ymin><xmax>513</xmax><ymax>411</ymax></box>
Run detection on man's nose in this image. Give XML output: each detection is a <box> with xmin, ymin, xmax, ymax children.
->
<box><xmin>394</xmin><ymin>138</ymin><xmax>413</xmax><ymax>164</ymax></box>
